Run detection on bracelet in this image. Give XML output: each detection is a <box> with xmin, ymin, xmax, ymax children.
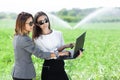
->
<box><xmin>54</xmin><ymin>50</ymin><xmax>59</xmax><ymax>58</ymax></box>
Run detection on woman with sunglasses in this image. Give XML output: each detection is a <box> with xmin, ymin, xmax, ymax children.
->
<box><xmin>12</xmin><ymin>12</ymin><xmax>70</xmax><ymax>80</ymax></box>
<box><xmin>32</xmin><ymin>11</ymin><xmax>82</xmax><ymax>80</ymax></box>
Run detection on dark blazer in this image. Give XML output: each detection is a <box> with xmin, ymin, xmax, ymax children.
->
<box><xmin>12</xmin><ymin>35</ymin><xmax>51</xmax><ymax>79</ymax></box>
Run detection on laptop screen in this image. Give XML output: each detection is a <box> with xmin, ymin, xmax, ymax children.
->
<box><xmin>73</xmin><ymin>32</ymin><xmax>86</xmax><ymax>58</ymax></box>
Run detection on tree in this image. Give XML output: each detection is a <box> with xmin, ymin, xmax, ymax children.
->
<box><xmin>9</xmin><ymin>13</ymin><xmax>17</xmax><ymax>19</ymax></box>
<box><xmin>0</xmin><ymin>12</ymin><xmax>7</xmax><ymax>19</ymax></box>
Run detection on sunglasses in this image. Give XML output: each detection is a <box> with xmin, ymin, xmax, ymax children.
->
<box><xmin>26</xmin><ymin>21</ymin><xmax>34</xmax><ymax>26</ymax></box>
<box><xmin>37</xmin><ymin>18</ymin><xmax>48</xmax><ymax>25</ymax></box>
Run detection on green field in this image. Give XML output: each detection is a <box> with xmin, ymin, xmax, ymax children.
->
<box><xmin>0</xmin><ymin>19</ymin><xmax>120</xmax><ymax>80</ymax></box>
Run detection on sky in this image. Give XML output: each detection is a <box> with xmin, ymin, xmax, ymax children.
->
<box><xmin>0</xmin><ymin>0</ymin><xmax>120</xmax><ymax>14</ymax></box>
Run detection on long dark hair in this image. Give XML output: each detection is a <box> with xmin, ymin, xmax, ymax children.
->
<box><xmin>32</xmin><ymin>11</ymin><xmax>51</xmax><ymax>39</ymax></box>
<box><xmin>15</xmin><ymin>12</ymin><xmax>33</xmax><ymax>35</ymax></box>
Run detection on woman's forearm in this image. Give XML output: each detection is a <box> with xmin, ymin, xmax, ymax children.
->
<box><xmin>57</xmin><ymin>43</ymin><xmax>74</xmax><ymax>52</ymax></box>
<box><xmin>57</xmin><ymin>45</ymin><xmax>66</xmax><ymax>52</ymax></box>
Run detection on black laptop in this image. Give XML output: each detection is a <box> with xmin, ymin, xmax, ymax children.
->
<box><xmin>73</xmin><ymin>32</ymin><xmax>86</xmax><ymax>58</ymax></box>
<box><xmin>58</xmin><ymin>32</ymin><xmax>86</xmax><ymax>59</ymax></box>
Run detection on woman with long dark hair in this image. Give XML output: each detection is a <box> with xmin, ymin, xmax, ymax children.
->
<box><xmin>32</xmin><ymin>11</ymin><xmax>82</xmax><ymax>80</ymax></box>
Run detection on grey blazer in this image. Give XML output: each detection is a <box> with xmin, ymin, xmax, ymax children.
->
<box><xmin>12</xmin><ymin>35</ymin><xmax>51</xmax><ymax>79</ymax></box>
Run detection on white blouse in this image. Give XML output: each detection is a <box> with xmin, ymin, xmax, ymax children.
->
<box><xmin>34</xmin><ymin>30</ymin><xmax>64</xmax><ymax>53</ymax></box>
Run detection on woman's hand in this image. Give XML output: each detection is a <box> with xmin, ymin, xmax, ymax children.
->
<box><xmin>58</xmin><ymin>51</ymin><xmax>70</xmax><ymax>57</ymax></box>
<box><xmin>65</xmin><ymin>43</ymin><xmax>75</xmax><ymax>49</ymax></box>
<box><xmin>50</xmin><ymin>51</ymin><xmax>71</xmax><ymax>59</ymax></box>
<box><xmin>73</xmin><ymin>49</ymin><xmax>83</xmax><ymax>58</ymax></box>
<box><xmin>77</xmin><ymin>50</ymin><xmax>83</xmax><ymax>57</ymax></box>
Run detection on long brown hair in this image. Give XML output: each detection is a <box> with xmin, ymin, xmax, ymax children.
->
<box><xmin>32</xmin><ymin>11</ymin><xmax>51</xmax><ymax>39</ymax></box>
<box><xmin>15</xmin><ymin>12</ymin><xmax>33</xmax><ymax>36</ymax></box>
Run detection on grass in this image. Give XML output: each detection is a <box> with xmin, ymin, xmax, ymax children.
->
<box><xmin>63</xmin><ymin>29</ymin><xmax>120</xmax><ymax>80</ymax></box>
<box><xmin>0</xmin><ymin>19</ymin><xmax>120</xmax><ymax>80</ymax></box>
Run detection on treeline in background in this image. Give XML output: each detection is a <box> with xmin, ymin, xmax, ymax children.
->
<box><xmin>1</xmin><ymin>7</ymin><xmax>120</xmax><ymax>23</ymax></box>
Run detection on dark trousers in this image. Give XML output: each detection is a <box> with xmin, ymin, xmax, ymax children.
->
<box><xmin>13</xmin><ymin>77</ymin><xmax>32</xmax><ymax>80</ymax></box>
<box><xmin>41</xmin><ymin>59</ymin><xmax>69</xmax><ymax>80</ymax></box>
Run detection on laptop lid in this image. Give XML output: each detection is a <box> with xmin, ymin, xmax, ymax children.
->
<box><xmin>73</xmin><ymin>32</ymin><xmax>86</xmax><ymax>58</ymax></box>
